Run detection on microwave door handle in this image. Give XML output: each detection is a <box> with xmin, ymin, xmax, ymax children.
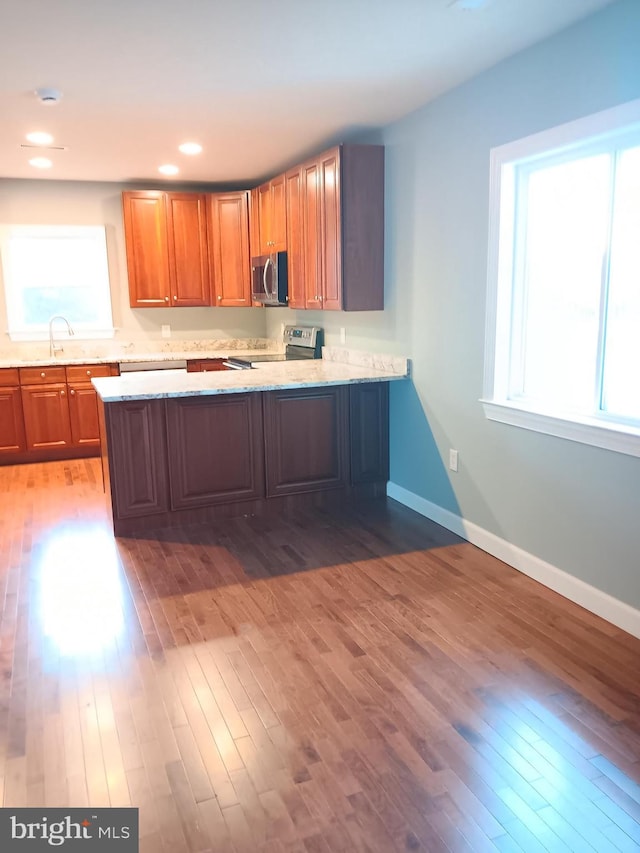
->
<box><xmin>263</xmin><ymin>257</ymin><xmax>272</xmax><ymax>299</ymax></box>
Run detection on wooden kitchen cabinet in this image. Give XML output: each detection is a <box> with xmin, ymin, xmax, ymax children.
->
<box><xmin>208</xmin><ymin>191</ymin><xmax>252</xmax><ymax>307</ymax></box>
<box><xmin>6</xmin><ymin>363</ymin><xmax>119</xmax><ymax>462</ymax></box>
<box><xmin>19</xmin><ymin>366</ymin><xmax>71</xmax><ymax>452</ymax></box>
<box><xmin>0</xmin><ymin>369</ymin><xmax>26</xmax><ymax>456</ymax></box>
<box><xmin>67</xmin><ymin>364</ymin><xmax>119</xmax><ymax>448</ymax></box>
<box><xmin>284</xmin><ymin>166</ymin><xmax>305</xmax><ymax>309</ymax></box>
<box><xmin>123</xmin><ymin>190</ymin><xmax>211</xmax><ymax>308</ymax></box>
<box><xmin>349</xmin><ymin>382</ymin><xmax>389</xmax><ymax>485</ymax></box>
<box><xmin>103</xmin><ymin>399</ymin><xmax>169</xmax><ymax>519</ymax></box>
<box><xmin>256</xmin><ymin>174</ymin><xmax>287</xmax><ymax>254</ymax></box>
<box><xmin>166</xmin><ymin>394</ymin><xmax>265</xmax><ymax>509</ymax></box>
<box><xmin>186</xmin><ymin>358</ymin><xmax>228</xmax><ymax>372</ymax></box>
<box><xmin>286</xmin><ymin>144</ymin><xmax>384</xmax><ymax>312</ymax></box>
<box><xmin>263</xmin><ymin>385</ymin><xmax>349</xmax><ymax>497</ymax></box>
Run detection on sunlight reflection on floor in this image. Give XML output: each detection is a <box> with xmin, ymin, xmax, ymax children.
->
<box><xmin>37</xmin><ymin>525</ymin><xmax>124</xmax><ymax>657</ymax></box>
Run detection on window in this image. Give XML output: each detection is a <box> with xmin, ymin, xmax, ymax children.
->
<box><xmin>483</xmin><ymin>99</ymin><xmax>640</xmax><ymax>458</ymax></box>
<box><xmin>0</xmin><ymin>225</ymin><xmax>114</xmax><ymax>340</ymax></box>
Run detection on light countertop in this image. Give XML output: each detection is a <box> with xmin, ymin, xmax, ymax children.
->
<box><xmin>92</xmin><ymin>347</ymin><xmax>409</xmax><ymax>402</ymax></box>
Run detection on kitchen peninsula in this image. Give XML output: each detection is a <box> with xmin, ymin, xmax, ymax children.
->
<box><xmin>93</xmin><ymin>349</ymin><xmax>408</xmax><ymax>536</ymax></box>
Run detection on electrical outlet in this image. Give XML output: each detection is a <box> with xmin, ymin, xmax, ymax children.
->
<box><xmin>449</xmin><ymin>449</ymin><xmax>459</xmax><ymax>472</ymax></box>
<box><xmin>161</xmin><ymin>325</ymin><xmax>171</xmax><ymax>339</ymax></box>
<box><xmin>340</xmin><ymin>327</ymin><xmax>346</xmax><ymax>344</ymax></box>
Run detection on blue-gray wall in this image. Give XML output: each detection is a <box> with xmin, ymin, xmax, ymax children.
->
<box><xmin>271</xmin><ymin>0</ymin><xmax>640</xmax><ymax>608</ymax></box>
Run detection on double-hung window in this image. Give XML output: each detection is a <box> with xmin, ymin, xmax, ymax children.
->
<box><xmin>0</xmin><ymin>224</ymin><xmax>114</xmax><ymax>341</ymax></box>
<box><xmin>483</xmin><ymin>99</ymin><xmax>640</xmax><ymax>457</ymax></box>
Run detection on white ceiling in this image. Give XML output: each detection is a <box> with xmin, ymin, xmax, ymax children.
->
<box><xmin>1</xmin><ymin>0</ymin><xmax>612</xmax><ymax>185</ymax></box>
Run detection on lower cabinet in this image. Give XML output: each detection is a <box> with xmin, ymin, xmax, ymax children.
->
<box><xmin>263</xmin><ymin>385</ymin><xmax>349</xmax><ymax>497</ymax></box>
<box><xmin>0</xmin><ymin>371</ymin><xmax>26</xmax><ymax>456</ymax></box>
<box><xmin>186</xmin><ymin>358</ymin><xmax>229</xmax><ymax>372</ymax></box>
<box><xmin>166</xmin><ymin>394</ymin><xmax>264</xmax><ymax>508</ymax></box>
<box><xmin>104</xmin><ymin>399</ymin><xmax>169</xmax><ymax>519</ymax></box>
<box><xmin>0</xmin><ymin>362</ymin><xmax>120</xmax><ymax>465</ymax></box>
<box><xmin>102</xmin><ymin>382</ymin><xmax>390</xmax><ymax>532</ymax></box>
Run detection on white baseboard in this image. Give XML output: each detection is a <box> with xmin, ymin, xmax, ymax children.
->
<box><xmin>387</xmin><ymin>481</ymin><xmax>640</xmax><ymax>640</ymax></box>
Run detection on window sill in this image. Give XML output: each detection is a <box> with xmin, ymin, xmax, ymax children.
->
<box><xmin>481</xmin><ymin>399</ymin><xmax>640</xmax><ymax>458</ymax></box>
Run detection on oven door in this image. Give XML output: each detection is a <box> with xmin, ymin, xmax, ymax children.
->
<box><xmin>251</xmin><ymin>252</ymin><xmax>288</xmax><ymax>305</ymax></box>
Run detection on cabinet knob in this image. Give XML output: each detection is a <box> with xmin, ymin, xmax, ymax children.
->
<box><xmin>173</xmin><ymin>295</ymin><xmax>177</xmax><ymax>301</ymax></box>
<box><xmin>41</xmin><ymin>371</ymin><xmax>46</xmax><ymax>378</ymax></box>
<box><xmin>60</xmin><ymin>389</ymin><xmax>66</xmax><ymax>396</ymax></box>
<box><xmin>70</xmin><ymin>389</ymin><xmax>75</xmax><ymax>395</ymax></box>
<box><xmin>86</xmin><ymin>369</ymin><xmax>91</xmax><ymax>376</ymax></box>
<box><xmin>217</xmin><ymin>295</ymin><xmax>222</xmax><ymax>301</ymax></box>
<box><xmin>165</xmin><ymin>296</ymin><xmax>169</xmax><ymax>302</ymax></box>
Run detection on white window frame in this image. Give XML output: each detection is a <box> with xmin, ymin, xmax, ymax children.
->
<box><xmin>482</xmin><ymin>99</ymin><xmax>640</xmax><ymax>459</ymax></box>
<box><xmin>0</xmin><ymin>224</ymin><xmax>115</xmax><ymax>341</ymax></box>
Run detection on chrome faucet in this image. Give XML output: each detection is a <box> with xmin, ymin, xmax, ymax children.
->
<box><xmin>48</xmin><ymin>315</ymin><xmax>74</xmax><ymax>357</ymax></box>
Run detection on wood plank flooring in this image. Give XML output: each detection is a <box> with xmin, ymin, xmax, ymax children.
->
<box><xmin>0</xmin><ymin>458</ymin><xmax>639</xmax><ymax>852</ymax></box>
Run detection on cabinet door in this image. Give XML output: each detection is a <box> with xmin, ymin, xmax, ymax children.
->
<box><xmin>122</xmin><ymin>191</ymin><xmax>171</xmax><ymax>307</ymax></box>
<box><xmin>166</xmin><ymin>394</ymin><xmax>264</xmax><ymax>509</ymax></box>
<box><xmin>258</xmin><ymin>181</ymin><xmax>272</xmax><ymax>254</ymax></box>
<box><xmin>68</xmin><ymin>384</ymin><xmax>101</xmax><ymax>447</ymax></box>
<box><xmin>263</xmin><ymin>386</ymin><xmax>348</xmax><ymax>497</ymax></box>
<box><xmin>166</xmin><ymin>193</ymin><xmax>211</xmax><ymax>306</ymax></box>
<box><xmin>320</xmin><ymin>148</ymin><xmax>342</xmax><ymax>311</ymax></box>
<box><xmin>21</xmin><ymin>384</ymin><xmax>72</xmax><ymax>451</ymax></box>
<box><xmin>209</xmin><ymin>192</ymin><xmax>251</xmax><ymax>307</ymax></box>
<box><xmin>270</xmin><ymin>173</ymin><xmax>287</xmax><ymax>252</ymax></box>
<box><xmin>302</xmin><ymin>161</ymin><xmax>323</xmax><ymax>310</ymax></box>
<box><xmin>285</xmin><ymin>167</ymin><xmax>305</xmax><ymax>309</ymax></box>
<box><xmin>349</xmin><ymin>383</ymin><xmax>389</xmax><ymax>484</ymax></box>
<box><xmin>104</xmin><ymin>400</ymin><xmax>169</xmax><ymax>519</ymax></box>
<box><xmin>0</xmin><ymin>385</ymin><xmax>26</xmax><ymax>455</ymax></box>
<box><xmin>248</xmin><ymin>187</ymin><xmax>261</xmax><ymax>260</ymax></box>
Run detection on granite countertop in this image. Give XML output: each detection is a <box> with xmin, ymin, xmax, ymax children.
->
<box><xmin>0</xmin><ymin>338</ymin><xmax>281</xmax><ymax>369</ymax></box>
<box><xmin>92</xmin><ymin>347</ymin><xmax>409</xmax><ymax>402</ymax></box>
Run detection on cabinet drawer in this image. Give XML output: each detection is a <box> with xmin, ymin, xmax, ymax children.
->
<box><xmin>0</xmin><ymin>368</ymin><xmax>19</xmax><ymax>386</ymax></box>
<box><xmin>19</xmin><ymin>366</ymin><xmax>67</xmax><ymax>385</ymax></box>
<box><xmin>66</xmin><ymin>363</ymin><xmax>117</xmax><ymax>383</ymax></box>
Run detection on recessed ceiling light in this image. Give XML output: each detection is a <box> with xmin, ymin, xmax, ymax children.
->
<box><xmin>158</xmin><ymin>164</ymin><xmax>179</xmax><ymax>176</ymax></box>
<box><xmin>29</xmin><ymin>157</ymin><xmax>53</xmax><ymax>169</ymax></box>
<box><xmin>178</xmin><ymin>142</ymin><xmax>202</xmax><ymax>156</ymax></box>
<box><xmin>26</xmin><ymin>131</ymin><xmax>54</xmax><ymax>146</ymax></box>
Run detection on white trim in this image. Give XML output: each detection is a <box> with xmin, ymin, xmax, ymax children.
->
<box><xmin>481</xmin><ymin>399</ymin><xmax>640</xmax><ymax>458</ymax></box>
<box><xmin>386</xmin><ymin>481</ymin><xmax>640</xmax><ymax>640</ymax></box>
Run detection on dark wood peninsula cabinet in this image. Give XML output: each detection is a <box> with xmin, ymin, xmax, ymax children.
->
<box><xmin>166</xmin><ymin>394</ymin><xmax>264</xmax><ymax>509</ymax></box>
<box><xmin>263</xmin><ymin>386</ymin><xmax>348</xmax><ymax>497</ymax></box>
<box><xmin>99</xmin><ymin>381</ymin><xmax>390</xmax><ymax>535</ymax></box>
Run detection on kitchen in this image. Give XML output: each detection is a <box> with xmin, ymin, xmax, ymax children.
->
<box><xmin>1</xmin><ymin>1</ymin><xmax>640</xmax><ymax>850</ymax></box>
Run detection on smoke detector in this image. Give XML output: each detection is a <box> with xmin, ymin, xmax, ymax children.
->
<box><xmin>34</xmin><ymin>87</ymin><xmax>63</xmax><ymax>105</ymax></box>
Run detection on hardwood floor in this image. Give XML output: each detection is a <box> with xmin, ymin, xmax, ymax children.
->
<box><xmin>1</xmin><ymin>458</ymin><xmax>639</xmax><ymax>852</ymax></box>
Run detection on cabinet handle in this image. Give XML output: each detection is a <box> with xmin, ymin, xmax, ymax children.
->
<box><xmin>165</xmin><ymin>296</ymin><xmax>169</xmax><ymax>302</ymax></box>
<box><xmin>70</xmin><ymin>389</ymin><xmax>75</xmax><ymax>395</ymax></box>
<box><xmin>60</xmin><ymin>389</ymin><xmax>66</xmax><ymax>396</ymax></box>
<box><xmin>173</xmin><ymin>295</ymin><xmax>177</xmax><ymax>301</ymax></box>
<box><xmin>217</xmin><ymin>295</ymin><xmax>222</xmax><ymax>301</ymax></box>
<box><xmin>86</xmin><ymin>370</ymin><xmax>91</xmax><ymax>376</ymax></box>
<box><xmin>41</xmin><ymin>371</ymin><xmax>46</xmax><ymax>378</ymax></box>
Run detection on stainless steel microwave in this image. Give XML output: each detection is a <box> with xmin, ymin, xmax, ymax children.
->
<box><xmin>251</xmin><ymin>251</ymin><xmax>288</xmax><ymax>306</ymax></box>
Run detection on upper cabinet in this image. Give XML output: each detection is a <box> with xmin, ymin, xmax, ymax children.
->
<box><xmin>256</xmin><ymin>174</ymin><xmax>287</xmax><ymax>254</ymax></box>
<box><xmin>208</xmin><ymin>191</ymin><xmax>251</xmax><ymax>307</ymax></box>
<box><xmin>123</xmin><ymin>191</ymin><xmax>211</xmax><ymax>308</ymax></box>
<box><xmin>285</xmin><ymin>144</ymin><xmax>384</xmax><ymax>312</ymax></box>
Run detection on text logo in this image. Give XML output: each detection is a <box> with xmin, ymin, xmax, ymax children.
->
<box><xmin>0</xmin><ymin>808</ymin><xmax>138</xmax><ymax>851</ymax></box>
